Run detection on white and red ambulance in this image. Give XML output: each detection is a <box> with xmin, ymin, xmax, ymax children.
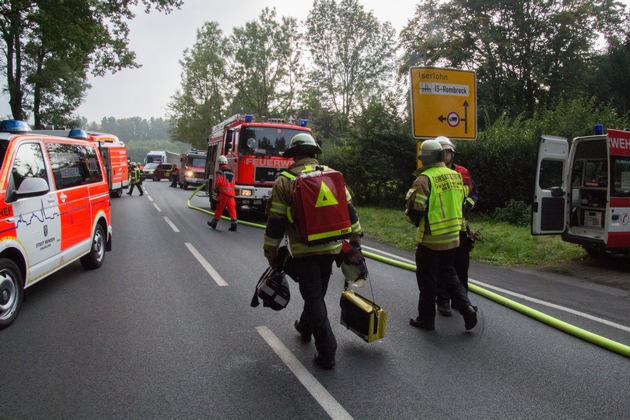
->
<box><xmin>0</xmin><ymin>120</ymin><xmax>112</xmax><ymax>329</ymax></box>
<box><xmin>533</xmin><ymin>125</ymin><xmax>630</xmax><ymax>256</ymax></box>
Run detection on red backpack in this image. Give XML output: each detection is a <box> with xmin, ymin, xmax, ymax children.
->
<box><xmin>282</xmin><ymin>166</ymin><xmax>353</xmax><ymax>246</ymax></box>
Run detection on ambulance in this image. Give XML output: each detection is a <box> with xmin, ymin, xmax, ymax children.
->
<box><xmin>532</xmin><ymin>125</ymin><xmax>630</xmax><ymax>256</ymax></box>
<box><xmin>0</xmin><ymin>120</ymin><xmax>112</xmax><ymax>329</ymax></box>
<box><xmin>206</xmin><ymin>114</ymin><xmax>312</xmax><ymax>212</ymax></box>
<box><xmin>31</xmin><ymin>129</ymin><xmax>129</xmax><ymax>198</ymax></box>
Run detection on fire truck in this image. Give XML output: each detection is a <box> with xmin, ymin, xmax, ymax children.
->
<box><xmin>87</xmin><ymin>132</ymin><xmax>130</xmax><ymax>198</ymax></box>
<box><xmin>179</xmin><ymin>149</ymin><xmax>207</xmax><ymax>189</ymax></box>
<box><xmin>205</xmin><ymin>114</ymin><xmax>312</xmax><ymax>212</ymax></box>
<box><xmin>532</xmin><ymin>124</ymin><xmax>630</xmax><ymax>256</ymax></box>
<box><xmin>30</xmin><ymin>129</ymin><xmax>129</xmax><ymax>198</ymax></box>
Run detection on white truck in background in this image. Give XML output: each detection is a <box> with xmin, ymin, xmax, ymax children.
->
<box><xmin>146</xmin><ymin>150</ymin><xmax>180</xmax><ymax>165</ymax></box>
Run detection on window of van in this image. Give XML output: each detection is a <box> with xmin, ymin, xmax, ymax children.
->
<box><xmin>12</xmin><ymin>142</ymin><xmax>47</xmax><ymax>190</ymax></box>
<box><xmin>611</xmin><ymin>157</ymin><xmax>630</xmax><ymax>197</ymax></box>
<box><xmin>46</xmin><ymin>143</ymin><xmax>103</xmax><ymax>189</ymax></box>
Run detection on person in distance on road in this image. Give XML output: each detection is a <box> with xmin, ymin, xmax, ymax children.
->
<box><xmin>263</xmin><ymin>133</ymin><xmax>363</xmax><ymax>370</ymax></box>
<box><xmin>208</xmin><ymin>155</ymin><xmax>238</xmax><ymax>231</ymax></box>
<box><xmin>126</xmin><ymin>162</ymin><xmax>144</xmax><ymax>196</ymax></box>
<box><xmin>405</xmin><ymin>139</ymin><xmax>477</xmax><ymax>332</ymax></box>
<box><xmin>170</xmin><ymin>164</ymin><xmax>179</xmax><ymax>188</ymax></box>
<box><xmin>435</xmin><ymin>136</ymin><xmax>479</xmax><ymax>317</ymax></box>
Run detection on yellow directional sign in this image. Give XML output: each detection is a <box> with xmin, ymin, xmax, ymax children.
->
<box><xmin>409</xmin><ymin>67</ymin><xmax>477</xmax><ymax>140</ymax></box>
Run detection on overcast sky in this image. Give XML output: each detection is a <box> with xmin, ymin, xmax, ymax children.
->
<box><xmin>0</xmin><ymin>0</ymin><xmax>418</xmax><ymax>124</ymax></box>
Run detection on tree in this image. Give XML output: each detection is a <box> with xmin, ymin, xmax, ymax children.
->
<box><xmin>399</xmin><ymin>0</ymin><xmax>628</xmax><ymax>123</ymax></box>
<box><xmin>167</xmin><ymin>21</ymin><xmax>228</xmax><ymax>148</ymax></box>
<box><xmin>227</xmin><ymin>7</ymin><xmax>303</xmax><ymax>117</ymax></box>
<box><xmin>0</xmin><ymin>0</ymin><xmax>182</xmax><ymax>126</ymax></box>
<box><xmin>305</xmin><ymin>0</ymin><xmax>397</xmax><ymax>118</ymax></box>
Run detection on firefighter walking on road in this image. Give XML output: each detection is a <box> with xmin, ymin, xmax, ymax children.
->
<box><xmin>435</xmin><ymin>136</ymin><xmax>479</xmax><ymax>317</ymax></box>
<box><xmin>208</xmin><ymin>155</ymin><xmax>237</xmax><ymax>231</ymax></box>
<box><xmin>170</xmin><ymin>165</ymin><xmax>179</xmax><ymax>188</ymax></box>
<box><xmin>126</xmin><ymin>162</ymin><xmax>144</xmax><ymax>196</ymax></box>
<box><xmin>405</xmin><ymin>139</ymin><xmax>477</xmax><ymax>331</ymax></box>
<box><xmin>263</xmin><ymin>133</ymin><xmax>363</xmax><ymax>370</ymax></box>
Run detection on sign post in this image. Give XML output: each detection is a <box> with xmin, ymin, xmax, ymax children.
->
<box><xmin>409</xmin><ymin>67</ymin><xmax>477</xmax><ymax>140</ymax></box>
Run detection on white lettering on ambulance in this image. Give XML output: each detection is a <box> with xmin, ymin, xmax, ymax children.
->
<box><xmin>609</xmin><ymin>136</ymin><xmax>630</xmax><ymax>150</ymax></box>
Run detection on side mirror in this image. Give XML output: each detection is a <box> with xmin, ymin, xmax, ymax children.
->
<box><xmin>10</xmin><ymin>177</ymin><xmax>50</xmax><ymax>202</ymax></box>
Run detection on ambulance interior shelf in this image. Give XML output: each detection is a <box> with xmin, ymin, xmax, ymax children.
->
<box><xmin>571</xmin><ymin>158</ymin><xmax>607</xmax><ymax>229</ymax></box>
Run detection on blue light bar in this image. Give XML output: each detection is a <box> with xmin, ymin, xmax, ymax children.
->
<box><xmin>594</xmin><ymin>124</ymin><xmax>604</xmax><ymax>135</ymax></box>
<box><xmin>299</xmin><ymin>119</ymin><xmax>308</xmax><ymax>127</ymax></box>
<box><xmin>0</xmin><ymin>119</ymin><xmax>32</xmax><ymax>133</ymax></box>
<box><xmin>68</xmin><ymin>129</ymin><xmax>89</xmax><ymax>139</ymax></box>
<box><xmin>245</xmin><ymin>114</ymin><xmax>254</xmax><ymax>122</ymax></box>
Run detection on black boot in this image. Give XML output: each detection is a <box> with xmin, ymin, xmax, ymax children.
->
<box><xmin>229</xmin><ymin>220</ymin><xmax>237</xmax><ymax>231</ymax></box>
<box><xmin>207</xmin><ymin>219</ymin><xmax>218</xmax><ymax>229</ymax></box>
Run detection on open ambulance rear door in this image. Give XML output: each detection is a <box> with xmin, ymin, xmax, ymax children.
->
<box><xmin>532</xmin><ymin>135</ymin><xmax>569</xmax><ymax>235</ymax></box>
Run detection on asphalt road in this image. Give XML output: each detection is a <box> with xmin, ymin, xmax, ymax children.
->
<box><xmin>1</xmin><ymin>180</ymin><xmax>629</xmax><ymax>419</ymax></box>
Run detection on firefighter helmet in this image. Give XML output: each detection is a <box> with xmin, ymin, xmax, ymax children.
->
<box><xmin>284</xmin><ymin>133</ymin><xmax>322</xmax><ymax>159</ymax></box>
<box><xmin>218</xmin><ymin>155</ymin><xmax>228</xmax><ymax>165</ymax></box>
<box><xmin>341</xmin><ymin>260</ymin><xmax>369</xmax><ymax>288</ymax></box>
<box><xmin>418</xmin><ymin>139</ymin><xmax>443</xmax><ymax>165</ymax></box>
<box><xmin>435</xmin><ymin>136</ymin><xmax>455</xmax><ymax>152</ymax></box>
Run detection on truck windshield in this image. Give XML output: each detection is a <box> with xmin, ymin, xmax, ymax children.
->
<box><xmin>239</xmin><ymin>127</ymin><xmax>307</xmax><ymax>157</ymax></box>
<box><xmin>189</xmin><ymin>157</ymin><xmax>206</xmax><ymax>167</ymax></box>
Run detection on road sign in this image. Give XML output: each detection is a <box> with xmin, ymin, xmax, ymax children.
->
<box><xmin>409</xmin><ymin>67</ymin><xmax>477</xmax><ymax>140</ymax></box>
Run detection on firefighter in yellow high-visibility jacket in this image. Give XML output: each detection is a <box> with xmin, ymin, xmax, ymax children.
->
<box><xmin>405</xmin><ymin>139</ymin><xmax>477</xmax><ymax>331</ymax></box>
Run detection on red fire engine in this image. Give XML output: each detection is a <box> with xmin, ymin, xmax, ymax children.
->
<box><xmin>205</xmin><ymin>114</ymin><xmax>312</xmax><ymax>212</ymax></box>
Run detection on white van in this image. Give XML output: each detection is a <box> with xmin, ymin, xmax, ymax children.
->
<box><xmin>0</xmin><ymin>120</ymin><xmax>112</xmax><ymax>329</ymax></box>
<box><xmin>533</xmin><ymin>125</ymin><xmax>630</xmax><ymax>256</ymax></box>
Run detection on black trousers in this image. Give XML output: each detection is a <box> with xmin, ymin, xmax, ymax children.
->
<box><xmin>416</xmin><ymin>244</ymin><xmax>472</xmax><ymax>321</ymax></box>
<box><xmin>128</xmin><ymin>182</ymin><xmax>144</xmax><ymax>195</ymax></box>
<box><xmin>295</xmin><ymin>254</ymin><xmax>337</xmax><ymax>361</ymax></box>
<box><xmin>436</xmin><ymin>230</ymin><xmax>470</xmax><ymax>308</ymax></box>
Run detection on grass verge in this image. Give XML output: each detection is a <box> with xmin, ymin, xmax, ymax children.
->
<box><xmin>356</xmin><ymin>206</ymin><xmax>586</xmax><ymax>267</ymax></box>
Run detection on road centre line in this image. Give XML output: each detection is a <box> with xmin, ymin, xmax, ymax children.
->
<box><xmin>255</xmin><ymin>326</ymin><xmax>354</xmax><ymax>420</ymax></box>
<box><xmin>164</xmin><ymin>216</ymin><xmax>179</xmax><ymax>232</ymax></box>
<box><xmin>153</xmin><ymin>203</ymin><xmax>161</xmax><ymax>212</ymax></box>
<box><xmin>470</xmin><ymin>279</ymin><xmax>630</xmax><ymax>333</ymax></box>
<box><xmin>185</xmin><ymin>242</ymin><xmax>228</xmax><ymax>286</ymax></box>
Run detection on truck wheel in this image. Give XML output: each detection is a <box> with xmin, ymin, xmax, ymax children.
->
<box><xmin>153</xmin><ymin>175</ymin><xmax>159</xmax><ymax>182</ymax></box>
<box><xmin>112</xmin><ymin>188</ymin><xmax>123</xmax><ymax>198</ymax></box>
<box><xmin>0</xmin><ymin>259</ymin><xmax>24</xmax><ymax>330</ymax></box>
<box><xmin>182</xmin><ymin>182</ymin><xmax>188</xmax><ymax>190</ymax></box>
<box><xmin>80</xmin><ymin>224</ymin><xmax>106</xmax><ymax>269</ymax></box>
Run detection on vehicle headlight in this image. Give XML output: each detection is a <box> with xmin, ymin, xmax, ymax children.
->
<box><xmin>241</xmin><ymin>189</ymin><xmax>252</xmax><ymax>197</ymax></box>
<box><xmin>186</xmin><ymin>170</ymin><xmax>193</xmax><ymax>177</ymax></box>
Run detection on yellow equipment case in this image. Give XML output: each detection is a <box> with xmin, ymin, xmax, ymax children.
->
<box><xmin>340</xmin><ymin>289</ymin><xmax>387</xmax><ymax>343</ymax></box>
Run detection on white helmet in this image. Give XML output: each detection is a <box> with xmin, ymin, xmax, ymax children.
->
<box><xmin>435</xmin><ymin>136</ymin><xmax>455</xmax><ymax>151</ymax></box>
<box><xmin>418</xmin><ymin>139</ymin><xmax>443</xmax><ymax>165</ymax></box>
<box><xmin>218</xmin><ymin>155</ymin><xmax>228</xmax><ymax>165</ymax></box>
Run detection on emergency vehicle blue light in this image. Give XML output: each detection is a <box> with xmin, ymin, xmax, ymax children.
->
<box><xmin>594</xmin><ymin>124</ymin><xmax>604</xmax><ymax>135</ymax></box>
<box><xmin>299</xmin><ymin>119</ymin><xmax>308</xmax><ymax>127</ymax></box>
<box><xmin>0</xmin><ymin>119</ymin><xmax>31</xmax><ymax>133</ymax></box>
<box><xmin>245</xmin><ymin>114</ymin><xmax>254</xmax><ymax>122</ymax></box>
<box><xmin>69</xmin><ymin>129</ymin><xmax>89</xmax><ymax>139</ymax></box>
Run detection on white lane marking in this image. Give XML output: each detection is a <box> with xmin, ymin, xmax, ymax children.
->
<box><xmin>256</xmin><ymin>326</ymin><xmax>354</xmax><ymax>420</ymax></box>
<box><xmin>185</xmin><ymin>242</ymin><xmax>228</xmax><ymax>286</ymax></box>
<box><xmin>362</xmin><ymin>245</ymin><xmax>415</xmax><ymax>264</ymax></box>
<box><xmin>147</xmin><ymin>195</ymin><xmax>153</xmax><ymax>202</ymax></box>
<box><xmin>164</xmin><ymin>216</ymin><xmax>179</xmax><ymax>232</ymax></box>
<box><xmin>470</xmin><ymin>278</ymin><xmax>630</xmax><ymax>333</ymax></box>
<box><xmin>153</xmin><ymin>203</ymin><xmax>161</xmax><ymax>212</ymax></box>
